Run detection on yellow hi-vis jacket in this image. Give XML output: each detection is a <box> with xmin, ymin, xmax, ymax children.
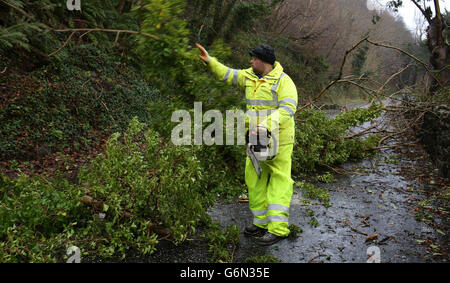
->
<box><xmin>208</xmin><ymin>57</ymin><xmax>298</xmax><ymax>146</ymax></box>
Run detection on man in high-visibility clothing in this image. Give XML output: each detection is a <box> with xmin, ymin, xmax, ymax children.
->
<box><xmin>196</xmin><ymin>43</ymin><xmax>298</xmax><ymax>246</ymax></box>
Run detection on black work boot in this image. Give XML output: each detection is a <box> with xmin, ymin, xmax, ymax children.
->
<box><xmin>255</xmin><ymin>232</ymin><xmax>287</xmax><ymax>246</ymax></box>
<box><xmin>244</xmin><ymin>224</ymin><xmax>266</xmax><ymax>237</ymax></box>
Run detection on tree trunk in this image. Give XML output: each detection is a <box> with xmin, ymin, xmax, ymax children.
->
<box><xmin>426</xmin><ymin>1</ymin><xmax>450</xmax><ymax>90</ymax></box>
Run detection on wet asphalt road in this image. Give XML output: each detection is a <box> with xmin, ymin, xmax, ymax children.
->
<box><xmin>208</xmin><ymin>147</ymin><xmax>439</xmax><ymax>263</ymax></box>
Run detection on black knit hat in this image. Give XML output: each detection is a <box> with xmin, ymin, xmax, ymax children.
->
<box><xmin>249</xmin><ymin>45</ymin><xmax>276</xmax><ymax>65</ymax></box>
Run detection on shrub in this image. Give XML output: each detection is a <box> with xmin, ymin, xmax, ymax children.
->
<box><xmin>0</xmin><ymin>174</ymin><xmax>86</xmax><ymax>262</ymax></box>
<box><xmin>0</xmin><ymin>44</ymin><xmax>157</xmax><ymax>160</ymax></box>
<box><xmin>0</xmin><ymin>117</ymin><xmax>246</xmax><ymax>262</ymax></box>
<box><xmin>293</xmin><ymin>103</ymin><xmax>382</xmax><ymax>175</ymax></box>
<box><xmin>77</xmin><ymin>117</ymin><xmax>211</xmax><ymax>246</ymax></box>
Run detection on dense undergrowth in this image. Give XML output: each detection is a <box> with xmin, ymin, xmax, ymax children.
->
<box><xmin>1</xmin><ymin>45</ymin><xmax>157</xmax><ymax>160</ymax></box>
<box><xmin>0</xmin><ymin>0</ymin><xmax>385</xmax><ymax>262</ymax></box>
<box><xmin>0</xmin><ymin>118</ymin><xmax>245</xmax><ymax>262</ymax></box>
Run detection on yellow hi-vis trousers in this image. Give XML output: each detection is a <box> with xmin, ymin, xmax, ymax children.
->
<box><xmin>245</xmin><ymin>144</ymin><xmax>294</xmax><ymax>237</ymax></box>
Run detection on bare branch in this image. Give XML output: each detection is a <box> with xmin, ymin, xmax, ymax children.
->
<box><xmin>48</xmin><ymin>31</ymin><xmax>76</xmax><ymax>57</ymax></box>
<box><xmin>338</xmin><ymin>36</ymin><xmax>369</xmax><ymax>80</ymax></box>
<box><xmin>52</xmin><ymin>28</ymin><xmax>161</xmax><ymax>41</ymax></box>
<box><xmin>410</xmin><ymin>0</ymin><xmax>432</xmax><ymax>23</ymax></box>
<box><xmin>376</xmin><ymin>64</ymin><xmax>412</xmax><ymax>94</ymax></box>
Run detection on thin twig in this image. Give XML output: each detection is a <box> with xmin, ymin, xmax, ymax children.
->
<box><xmin>351</xmin><ymin>227</ymin><xmax>368</xmax><ymax>236</ymax></box>
<box><xmin>338</xmin><ymin>36</ymin><xmax>369</xmax><ymax>80</ymax></box>
<box><xmin>342</xmin><ymin>124</ymin><xmax>379</xmax><ymax>139</ymax></box>
<box><xmin>48</xmin><ymin>31</ymin><xmax>76</xmax><ymax>57</ymax></box>
<box><xmin>114</xmin><ymin>31</ymin><xmax>121</xmax><ymax>44</ymax></box>
<box><xmin>366</xmin><ymin>39</ymin><xmax>443</xmax><ymax>88</ymax></box>
<box><xmin>52</xmin><ymin>28</ymin><xmax>161</xmax><ymax>41</ymax></box>
<box><xmin>297</xmin><ymin>37</ymin><xmax>370</xmax><ymax>113</ymax></box>
<box><xmin>363</xmin><ymin>142</ymin><xmax>420</xmax><ymax>151</ymax></box>
<box><xmin>377</xmin><ymin>128</ymin><xmax>409</xmax><ymax>147</ymax></box>
<box><xmin>376</xmin><ymin>64</ymin><xmax>412</xmax><ymax>95</ymax></box>
<box><xmin>320</xmin><ymin>163</ymin><xmax>351</xmax><ymax>175</ymax></box>
<box><xmin>79</xmin><ymin>30</ymin><xmax>92</xmax><ymax>39</ymax></box>
<box><xmin>197</xmin><ymin>24</ymin><xmax>204</xmax><ymax>42</ymax></box>
<box><xmin>337</xmin><ymin>79</ymin><xmax>377</xmax><ymax>96</ymax></box>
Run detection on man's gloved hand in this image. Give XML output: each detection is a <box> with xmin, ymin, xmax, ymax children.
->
<box><xmin>249</xmin><ymin>127</ymin><xmax>268</xmax><ymax>137</ymax></box>
<box><xmin>195</xmin><ymin>43</ymin><xmax>211</xmax><ymax>63</ymax></box>
<box><xmin>248</xmin><ymin>127</ymin><xmax>270</xmax><ymax>147</ymax></box>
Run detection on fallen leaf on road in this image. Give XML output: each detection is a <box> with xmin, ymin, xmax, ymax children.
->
<box><xmin>309</xmin><ymin>254</ymin><xmax>328</xmax><ymax>263</ymax></box>
<box><xmin>365</xmin><ymin>233</ymin><xmax>379</xmax><ymax>242</ymax></box>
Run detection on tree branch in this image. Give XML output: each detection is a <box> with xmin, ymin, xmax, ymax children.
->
<box><xmin>433</xmin><ymin>0</ymin><xmax>443</xmax><ymax>46</ymax></box>
<box><xmin>1</xmin><ymin>0</ymin><xmax>162</xmax><ymax>57</ymax></box>
<box><xmin>48</xmin><ymin>31</ymin><xmax>75</xmax><ymax>57</ymax></box>
<box><xmin>296</xmin><ymin>37</ymin><xmax>370</xmax><ymax>112</ymax></box>
<box><xmin>376</xmin><ymin>64</ymin><xmax>412</xmax><ymax>95</ymax></box>
<box><xmin>411</xmin><ymin>0</ymin><xmax>432</xmax><ymax>23</ymax></box>
<box><xmin>365</xmin><ymin>39</ymin><xmax>443</xmax><ymax>88</ymax></box>
<box><xmin>52</xmin><ymin>28</ymin><xmax>161</xmax><ymax>41</ymax></box>
<box><xmin>338</xmin><ymin>36</ymin><xmax>369</xmax><ymax>80</ymax></box>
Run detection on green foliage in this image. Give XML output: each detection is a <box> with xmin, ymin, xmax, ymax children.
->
<box><xmin>222</xmin><ymin>0</ymin><xmax>272</xmax><ymax>42</ymax></box>
<box><xmin>245</xmin><ymin>254</ymin><xmax>280</xmax><ymax>263</ymax></box>
<box><xmin>317</xmin><ymin>172</ymin><xmax>336</xmax><ymax>183</ymax></box>
<box><xmin>293</xmin><ymin>103</ymin><xmax>383</xmax><ymax>174</ymax></box>
<box><xmin>134</xmin><ymin>0</ymin><xmax>190</xmax><ymax>84</ymax></box>
<box><xmin>0</xmin><ymin>0</ymin><xmax>140</xmax><ymax>54</ymax></box>
<box><xmin>185</xmin><ymin>0</ymin><xmax>275</xmax><ymax>44</ymax></box>
<box><xmin>201</xmin><ymin>223</ymin><xmax>240</xmax><ymax>263</ymax></box>
<box><xmin>288</xmin><ymin>224</ymin><xmax>303</xmax><ymax>239</ymax></box>
<box><xmin>134</xmin><ymin>0</ymin><xmax>243</xmax><ymax>110</ymax></box>
<box><xmin>0</xmin><ymin>174</ymin><xmax>86</xmax><ymax>262</ymax></box>
<box><xmin>296</xmin><ymin>181</ymin><xmax>330</xmax><ymax>208</ymax></box>
<box><xmin>372</xmin><ymin>14</ymin><xmax>381</xmax><ymax>25</ymax></box>
<box><xmin>78</xmin><ymin>117</ymin><xmax>211</xmax><ymax>246</ymax></box>
<box><xmin>195</xmin><ymin>144</ymin><xmax>246</xmax><ymax>200</ymax></box>
<box><xmin>0</xmin><ymin>44</ymin><xmax>157</xmax><ymax>160</ymax></box>
<box><xmin>129</xmin><ymin>1</ymin><xmax>249</xmax><ymax>193</ymax></box>
<box><xmin>308</xmin><ymin>217</ymin><xmax>320</xmax><ymax>228</ymax></box>
<box><xmin>0</xmin><ymin>24</ymin><xmax>30</xmax><ymax>52</ymax></box>
<box><xmin>0</xmin><ymin>117</ymin><xmax>247</xmax><ymax>262</ymax></box>
<box><xmin>352</xmin><ymin>45</ymin><xmax>369</xmax><ymax>77</ymax></box>
<box><xmin>334</xmin><ymin>102</ymin><xmax>383</xmax><ymax>128</ymax></box>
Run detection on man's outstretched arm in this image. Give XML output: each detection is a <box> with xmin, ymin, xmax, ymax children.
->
<box><xmin>195</xmin><ymin>43</ymin><xmax>246</xmax><ymax>90</ymax></box>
